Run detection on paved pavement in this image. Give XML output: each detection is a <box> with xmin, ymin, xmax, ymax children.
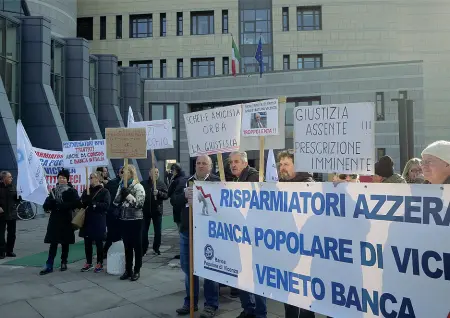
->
<box><xmin>0</xmin><ymin>205</ymin><xmax>325</xmax><ymax>318</ymax></box>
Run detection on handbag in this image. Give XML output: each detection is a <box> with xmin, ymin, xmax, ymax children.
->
<box><xmin>71</xmin><ymin>189</ymin><xmax>101</xmax><ymax>229</ymax></box>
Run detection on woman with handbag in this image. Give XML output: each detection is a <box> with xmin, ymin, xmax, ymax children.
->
<box><xmin>113</xmin><ymin>164</ymin><xmax>146</xmax><ymax>281</ymax></box>
<box><xmin>40</xmin><ymin>169</ymin><xmax>80</xmax><ymax>275</ymax></box>
<box><xmin>79</xmin><ymin>171</ymin><xmax>111</xmax><ymax>273</ymax></box>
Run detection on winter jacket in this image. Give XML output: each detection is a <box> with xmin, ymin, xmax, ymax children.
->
<box><xmin>279</xmin><ymin>172</ymin><xmax>315</xmax><ymax>183</ymax></box>
<box><xmin>113</xmin><ymin>180</ymin><xmax>146</xmax><ymax>220</ymax></box>
<box><xmin>227</xmin><ymin>166</ymin><xmax>259</xmax><ymax>182</ymax></box>
<box><xmin>0</xmin><ymin>182</ymin><xmax>19</xmax><ymax>221</ymax></box>
<box><xmin>43</xmin><ymin>184</ymin><xmax>80</xmax><ymax>244</ymax></box>
<box><xmin>104</xmin><ymin>177</ymin><xmax>120</xmax><ymax>217</ymax></box>
<box><xmin>168</xmin><ymin>171</ymin><xmax>186</xmax><ymax>223</ymax></box>
<box><xmin>383</xmin><ymin>173</ymin><xmax>407</xmax><ymax>184</ymax></box>
<box><xmin>143</xmin><ymin>178</ymin><xmax>168</xmax><ymax>217</ymax></box>
<box><xmin>79</xmin><ymin>185</ymin><xmax>111</xmax><ymax>241</ymax></box>
<box><xmin>173</xmin><ymin>173</ymin><xmax>220</xmax><ymax>233</ymax></box>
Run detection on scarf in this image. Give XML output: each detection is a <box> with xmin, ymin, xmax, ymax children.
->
<box><xmin>54</xmin><ymin>184</ymin><xmax>70</xmax><ymax>203</ymax></box>
<box><xmin>119</xmin><ymin>179</ymin><xmax>133</xmax><ymax>189</ymax></box>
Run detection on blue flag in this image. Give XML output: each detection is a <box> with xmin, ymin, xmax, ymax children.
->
<box><xmin>255</xmin><ymin>36</ymin><xmax>263</xmax><ymax>78</ymax></box>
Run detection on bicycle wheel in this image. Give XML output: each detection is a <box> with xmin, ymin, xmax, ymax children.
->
<box><xmin>16</xmin><ymin>201</ymin><xmax>37</xmax><ymax>221</ymax></box>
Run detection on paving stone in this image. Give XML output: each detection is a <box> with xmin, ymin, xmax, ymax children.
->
<box><xmin>0</xmin><ymin>281</ymin><xmax>62</xmax><ymax>306</ymax></box>
<box><xmin>0</xmin><ymin>300</ymin><xmax>42</xmax><ymax>318</ymax></box>
<box><xmin>96</xmin><ymin>278</ymin><xmax>147</xmax><ymax>294</ymax></box>
<box><xmin>115</xmin><ymin>286</ymin><xmax>166</xmax><ymax>303</ymax></box>
<box><xmin>74</xmin><ymin>303</ymin><xmax>150</xmax><ymax>318</ymax></box>
<box><xmin>55</xmin><ymin>279</ymin><xmax>98</xmax><ymax>292</ymax></box>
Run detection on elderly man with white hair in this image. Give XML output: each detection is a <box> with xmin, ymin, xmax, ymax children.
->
<box><xmin>421</xmin><ymin>140</ymin><xmax>450</xmax><ymax>184</ymax></box>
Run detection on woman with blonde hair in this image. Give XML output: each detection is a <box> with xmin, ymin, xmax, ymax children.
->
<box><xmin>402</xmin><ymin>158</ymin><xmax>424</xmax><ymax>184</ymax></box>
<box><xmin>113</xmin><ymin>164</ymin><xmax>146</xmax><ymax>281</ymax></box>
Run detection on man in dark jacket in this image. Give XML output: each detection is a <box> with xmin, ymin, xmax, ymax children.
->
<box><xmin>227</xmin><ymin>151</ymin><xmax>266</xmax><ymax>318</ymax></box>
<box><xmin>167</xmin><ymin>163</ymin><xmax>186</xmax><ymax>230</ymax></box>
<box><xmin>0</xmin><ymin>171</ymin><xmax>19</xmax><ymax>259</ymax></box>
<box><xmin>142</xmin><ymin>167</ymin><xmax>168</xmax><ymax>255</ymax></box>
<box><xmin>174</xmin><ymin>155</ymin><xmax>220</xmax><ymax>318</ymax></box>
<box><xmin>103</xmin><ymin>167</ymin><xmax>122</xmax><ymax>257</ymax></box>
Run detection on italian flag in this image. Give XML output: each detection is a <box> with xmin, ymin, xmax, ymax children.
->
<box><xmin>231</xmin><ymin>37</ymin><xmax>241</xmax><ymax>77</ymax></box>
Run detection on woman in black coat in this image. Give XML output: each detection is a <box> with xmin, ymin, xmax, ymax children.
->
<box><xmin>40</xmin><ymin>169</ymin><xmax>80</xmax><ymax>275</ymax></box>
<box><xmin>79</xmin><ymin>171</ymin><xmax>110</xmax><ymax>273</ymax></box>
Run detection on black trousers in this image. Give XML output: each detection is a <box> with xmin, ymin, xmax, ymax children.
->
<box><xmin>142</xmin><ymin>214</ymin><xmax>162</xmax><ymax>254</ymax></box>
<box><xmin>104</xmin><ymin>216</ymin><xmax>121</xmax><ymax>255</ymax></box>
<box><xmin>0</xmin><ymin>220</ymin><xmax>16</xmax><ymax>254</ymax></box>
<box><xmin>84</xmin><ymin>238</ymin><xmax>104</xmax><ymax>265</ymax></box>
<box><xmin>121</xmin><ymin>219</ymin><xmax>143</xmax><ymax>273</ymax></box>
<box><xmin>284</xmin><ymin>304</ymin><xmax>331</xmax><ymax>318</ymax></box>
<box><xmin>47</xmin><ymin>243</ymin><xmax>69</xmax><ymax>266</ymax></box>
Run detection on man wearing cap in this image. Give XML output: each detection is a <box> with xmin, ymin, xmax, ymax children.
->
<box><xmin>372</xmin><ymin>155</ymin><xmax>406</xmax><ymax>184</ymax></box>
<box><xmin>421</xmin><ymin>140</ymin><xmax>450</xmax><ymax>184</ymax></box>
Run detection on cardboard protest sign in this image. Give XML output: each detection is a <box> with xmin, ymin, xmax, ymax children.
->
<box><xmin>129</xmin><ymin>119</ymin><xmax>174</xmax><ymax>150</ymax></box>
<box><xmin>193</xmin><ymin>181</ymin><xmax>450</xmax><ymax>318</ymax></box>
<box><xmin>33</xmin><ymin>147</ymin><xmax>87</xmax><ymax>196</ymax></box>
<box><xmin>62</xmin><ymin>139</ymin><xmax>108</xmax><ymax>168</ymax></box>
<box><xmin>105</xmin><ymin>127</ymin><xmax>147</xmax><ymax>159</ymax></box>
<box><xmin>294</xmin><ymin>102</ymin><xmax>375</xmax><ymax>174</ymax></box>
<box><xmin>184</xmin><ymin>104</ymin><xmax>242</xmax><ymax>157</ymax></box>
<box><xmin>242</xmin><ymin>99</ymin><xmax>279</xmax><ymax>137</ymax></box>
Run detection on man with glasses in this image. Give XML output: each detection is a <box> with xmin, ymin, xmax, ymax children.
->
<box><xmin>0</xmin><ymin>171</ymin><xmax>19</xmax><ymax>259</ymax></box>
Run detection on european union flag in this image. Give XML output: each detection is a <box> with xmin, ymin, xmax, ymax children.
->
<box><xmin>255</xmin><ymin>36</ymin><xmax>263</xmax><ymax>78</ymax></box>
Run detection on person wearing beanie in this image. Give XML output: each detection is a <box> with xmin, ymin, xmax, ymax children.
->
<box><xmin>40</xmin><ymin>168</ymin><xmax>80</xmax><ymax>275</ymax></box>
<box><xmin>373</xmin><ymin>155</ymin><xmax>406</xmax><ymax>184</ymax></box>
<box><xmin>421</xmin><ymin>140</ymin><xmax>450</xmax><ymax>184</ymax></box>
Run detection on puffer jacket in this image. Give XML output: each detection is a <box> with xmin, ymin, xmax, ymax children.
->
<box><xmin>0</xmin><ymin>182</ymin><xmax>19</xmax><ymax>220</ymax></box>
<box><xmin>383</xmin><ymin>173</ymin><xmax>407</xmax><ymax>184</ymax></box>
<box><xmin>228</xmin><ymin>166</ymin><xmax>259</xmax><ymax>182</ymax></box>
<box><xmin>113</xmin><ymin>180</ymin><xmax>146</xmax><ymax>220</ymax></box>
<box><xmin>279</xmin><ymin>172</ymin><xmax>314</xmax><ymax>183</ymax></box>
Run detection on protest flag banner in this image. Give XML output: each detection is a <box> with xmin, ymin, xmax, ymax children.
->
<box><xmin>193</xmin><ymin>181</ymin><xmax>450</xmax><ymax>318</ymax></box>
<box><xmin>127</xmin><ymin>105</ymin><xmax>135</xmax><ymax>128</ymax></box>
<box><xmin>293</xmin><ymin>102</ymin><xmax>375</xmax><ymax>175</ymax></box>
<box><xmin>265</xmin><ymin>149</ymin><xmax>278</xmax><ymax>182</ymax></box>
<box><xmin>183</xmin><ymin>104</ymin><xmax>242</xmax><ymax>181</ymax></box>
<box><xmin>16</xmin><ymin>120</ymin><xmax>49</xmax><ymax>204</ymax></box>
<box><xmin>105</xmin><ymin>127</ymin><xmax>147</xmax><ymax>188</ymax></box>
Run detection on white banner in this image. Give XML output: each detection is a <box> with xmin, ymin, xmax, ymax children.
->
<box><xmin>184</xmin><ymin>104</ymin><xmax>242</xmax><ymax>157</ymax></box>
<box><xmin>16</xmin><ymin>120</ymin><xmax>48</xmax><ymax>203</ymax></box>
<box><xmin>265</xmin><ymin>149</ymin><xmax>278</xmax><ymax>182</ymax></box>
<box><xmin>294</xmin><ymin>102</ymin><xmax>375</xmax><ymax>175</ymax></box>
<box><xmin>33</xmin><ymin>147</ymin><xmax>87</xmax><ymax>196</ymax></box>
<box><xmin>241</xmin><ymin>99</ymin><xmax>279</xmax><ymax>137</ymax></box>
<box><xmin>130</xmin><ymin>119</ymin><xmax>174</xmax><ymax>150</ymax></box>
<box><xmin>128</xmin><ymin>106</ymin><xmax>135</xmax><ymax>128</ymax></box>
<box><xmin>62</xmin><ymin>139</ymin><xmax>108</xmax><ymax>168</ymax></box>
<box><xmin>193</xmin><ymin>181</ymin><xmax>450</xmax><ymax>318</ymax></box>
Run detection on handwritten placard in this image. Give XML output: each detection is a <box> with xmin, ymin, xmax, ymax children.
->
<box><xmin>183</xmin><ymin>104</ymin><xmax>242</xmax><ymax>157</ymax></box>
<box><xmin>129</xmin><ymin>119</ymin><xmax>174</xmax><ymax>150</ymax></box>
<box><xmin>105</xmin><ymin>128</ymin><xmax>147</xmax><ymax>159</ymax></box>
<box><xmin>294</xmin><ymin>102</ymin><xmax>375</xmax><ymax>174</ymax></box>
<box><xmin>242</xmin><ymin>99</ymin><xmax>279</xmax><ymax>137</ymax></box>
<box><xmin>62</xmin><ymin>139</ymin><xmax>109</xmax><ymax>167</ymax></box>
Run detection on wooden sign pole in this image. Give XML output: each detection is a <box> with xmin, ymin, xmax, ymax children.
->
<box><xmin>123</xmin><ymin>158</ymin><xmax>129</xmax><ymax>188</ymax></box>
<box><xmin>86</xmin><ymin>167</ymin><xmax>90</xmax><ymax>195</ymax></box>
<box><xmin>217</xmin><ymin>153</ymin><xmax>226</xmax><ymax>182</ymax></box>
<box><xmin>188</xmin><ymin>181</ymin><xmax>195</xmax><ymax>318</ymax></box>
<box><xmin>259</xmin><ymin>136</ymin><xmax>265</xmax><ymax>182</ymax></box>
<box><xmin>151</xmin><ymin>150</ymin><xmax>157</xmax><ymax>199</ymax></box>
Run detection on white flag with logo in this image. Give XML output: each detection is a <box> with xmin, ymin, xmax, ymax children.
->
<box><xmin>16</xmin><ymin>120</ymin><xmax>48</xmax><ymax>203</ymax></box>
<box><xmin>265</xmin><ymin>149</ymin><xmax>278</xmax><ymax>182</ymax></box>
<box><xmin>127</xmin><ymin>106</ymin><xmax>135</xmax><ymax>127</ymax></box>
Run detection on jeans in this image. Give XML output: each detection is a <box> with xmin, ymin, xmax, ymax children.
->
<box><xmin>84</xmin><ymin>238</ymin><xmax>104</xmax><ymax>265</ymax></box>
<box><xmin>121</xmin><ymin>219</ymin><xmax>143</xmax><ymax>273</ymax></box>
<box><xmin>142</xmin><ymin>214</ymin><xmax>162</xmax><ymax>254</ymax></box>
<box><xmin>0</xmin><ymin>220</ymin><xmax>16</xmax><ymax>254</ymax></box>
<box><xmin>47</xmin><ymin>243</ymin><xmax>69</xmax><ymax>266</ymax></box>
<box><xmin>240</xmin><ymin>291</ymin><xmax>267</xmax><ymax>318</ymax></box>
<box><xmin>180</xmin><ymin>232</ymin><xmax>219</xmax><ymax>308</ymax></box>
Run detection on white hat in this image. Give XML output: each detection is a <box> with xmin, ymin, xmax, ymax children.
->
<box><xmin>421</xmin><ymin>140</ymin><xmax>450</xmax><ymax>164</ymax></box>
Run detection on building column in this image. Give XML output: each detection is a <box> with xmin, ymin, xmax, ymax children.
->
<box><xmin>0</xmin><ymin>76</ymin><xmax>17</xmax><ymax>177</ymax></box>
<box><xmin>179</xmin><ymin>102</ymin><xmax>190</xmax><ymax>173</ymax></box>
<box><xmin>21</xmin><ymin>16</ymin><xmax>68</xmax><ymax>150</ymax></box>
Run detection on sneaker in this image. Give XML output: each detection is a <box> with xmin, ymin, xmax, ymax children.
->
<box><xmin>39</xmin><ymin>267</ymin><xmax>53</xmax><ymax>275</ymax></box>
<box><xmin>81</xmin><ymin>263</ymin><xmax>93</xmax><ymax>272</ymax></box>
<box><xmin>6</xmin><ymin>252</ymin><xmax>16</xmax><ymax>257</ymax></box>
<box><xmin>176</xmin><ymin>305</ymin><xmax>198</xmax><ymax>315</ymax></box>
<box><xmin>236</xmin><ymin>312</ymin><xmax>255</xmax><ymax>318</ymax></box>
<box><xmin>200</xmin><ymin>306</ymin><xmax>217</xmax><ymax>318</ymax></box>
<box><xmin>60</xmin><ymin>263</ymin><xmax>68</xmax><ymax>272</ymax></box>
<box><xmin>94</xmin><ymin>264</ymin><xmax>104</xmax><ymax>273</ymax></box>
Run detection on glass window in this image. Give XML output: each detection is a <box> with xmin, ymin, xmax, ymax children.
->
<box><xmin>242</xmin><ymin>55</ymin><xmax>272</xmax><ymax>74</ymax></box>
<box><xmin>399</xmin><ymin>90</ymin><xmax>407</xmax><ymax>100</ymax></box>
<box><xmin>116</xmin><ymin>15</ymin><xmax>122</xmax><ymax>39</ymax></box>
<box><xmin>191</xmin><ymin>11</ymin><xmax>214</xmax><ymax>35</ymax></box>
<box><xmin>89</xmin><ymin>59</ymin><xmax>98</xmax><ymax>117</ymax></box>
<box><xmin>177</xmin><ymin>59</ymin><xmax>183</xmax><ymax>78</ymax></box>
<box><xmin>100</xmin><ymin>16</ymin><xmax>106</xmax><ymax>40</ymax></box>
<box><xmin>283</xmin><ymin>55</ymin><xmax>290</xmax><ymax>70</ymax></box>
<box><xmin>191</xmin><ymin>58</ymin><xmax>215</xmax><ymax>77</ymax></box>
<box><xmin>376</xmin><ymin>92</ymin><xmax>385</xmax><ymax>121</ymax></box>
<box><xmin>377</xmin><ymin>148</ymin><xmax>386</xmax><ymax>160</ymax></box>
<box><xmin>223</xmin><ymin>57</ymin><xmax>229</xmax><ymax>75</ymax></box>
<box><xmin>160</xmin><ymin>59</ymin><xmax>166</xmax><ymax>78</ymax></box>
<box><xmin>77</xmin><ymin>17</ymin><xmax>93</xmax><ymax>40</ymax></box>
<box><xmin>6</xmin><ymin>20</ymin><xmax>16</xmax><ymax>60</ymax></box>
<box><xmin>282</xmin><ymin>7</ymin><xmax>289</xmax><ymax>31</ymax></box>
<box><xmin>297</xmin><ymin>54</ymin><xmax>322</xmax><ymax>69</ymax></box>
<box><xmin>0</xmin><ymin>18</ymin><xmax>4</xmax><ymax>56</ymax></box>
<box><xmin>285</xmin><ymin>97</ymin><xmax>321</xmax><ymax>137</ymax></box>
<box><xmin>152</xmin><ymin>105</ymin><xmax>164</xmax><ymax>120</ymax></box>
<box><xmin>177</xmin><ymin>12</ymin><xmax>183</xmax><ymax>36</ymax></box>
<box><xmin>160</xmin><ymin>13</ymin><xmax>166</xmax><ymax>37</ymax></box>
<box><xmin>130</xmin><ymin>60</ymin><xmax>153</xmax><ymax>79</ymax></box>
<box><xmin>297</xmin><ymin>6</ymin><xmax>321</xmax><ymax>31</ymax></box>
<box><xmin>150</xmin><ymin>104</ymin><xmax>178</xmax><ymax>141</ymax></box>
<box><xmin>222</xmin><ymin>10</ymin><xmax>228</xmax><ymax>34</ymax></box>
<box><xmin>130</xmin><ymin>14</ymin><xmax>152</xmax><ymax>38</ymax></box>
